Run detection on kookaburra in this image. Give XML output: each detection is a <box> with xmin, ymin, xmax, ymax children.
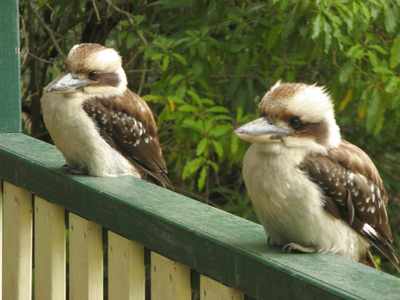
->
<box><xmin>41</xmin><ymin>43</ymin><xmax>170</xmax><ymax>187</ymax></box>
<box><xmin>235</xmin><ymin>81</ymin><xmax>400</xmax><ymax>271</ymax></box>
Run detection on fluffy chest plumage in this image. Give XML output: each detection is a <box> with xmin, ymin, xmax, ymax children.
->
<box><xmin>242</xmin><ymin>144</ymin><xmax>367</xmax><ymax>259</ymax></box>
<box><xmin>243</xmin><ymin>145</ymin><xmax>323</xmax><ymax>241</ymax></box>
<box><xmin>41</xmin><ymin>92</ymin><xmax>139</xmax><ymax>177</ymax></box>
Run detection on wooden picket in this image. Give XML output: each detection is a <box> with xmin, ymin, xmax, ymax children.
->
<box><xmin>2</xmin><ymin>182</ymin><xmax>32</xmax><ymax>300</ymax></box>
<box><xmin>108</xmin><ymin>231</ymin><xmax>145</xmax><ymax>300</ymax></box>
<box><xmin>34</xmin><ymin>196</ymin><xmax>66</xmax><ymax>300</ymax></box>
<box><xmin>151</xmin><ymin>252</ymin><xmax>191</xmax><ymax>300</ymax></box>
<box><xmin>69</xmin><ymin>213</ymin><xmax>103</xmax><ymax>300</ymax></box>
<box><xmin>200</xmin><ymin>276</ymin><xmax>244</xmax><ymax>300</ymax></box>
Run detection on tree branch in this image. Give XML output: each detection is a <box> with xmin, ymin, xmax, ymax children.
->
<box><xmin>29</xmin><ymin>2</ymin><xmax>66</xmax><ymax>57</ymax></box>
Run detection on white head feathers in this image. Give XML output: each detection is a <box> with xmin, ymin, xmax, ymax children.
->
<box><xmin>66</xmin><ymin>43</ymin><xmax>122</xmax><ymax>73</ymax></box>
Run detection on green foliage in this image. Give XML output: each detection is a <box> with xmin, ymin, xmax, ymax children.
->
<box><xmin>20</xmin><ymin>0</ymin><xmax>400</xmax><ymax>275</ymax></box>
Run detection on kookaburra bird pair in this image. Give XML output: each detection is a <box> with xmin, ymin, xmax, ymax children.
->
<box><xmin>41</xmin><ymin>43</ymin><xmax>170</xmax><ymax>187</ymax></box>
<box><xmin>235</xmin><ymin>82</ymin><xmax>400</xmax><ymax>271</ymax></box>
<box><xmin>42</xmin><ymin>44</ymin><xmax>399</xmax><ymax>271</ymax></box>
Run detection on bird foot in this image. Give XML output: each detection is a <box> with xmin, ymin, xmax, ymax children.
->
<box><xmin>62</xmin><ymin>164</ymin><xmax>87</xmax><ymax>175</ymax></box>
<box><xmin>282</xmin><ymin>242</ymin><xmax>316</xmax><ymax>253</ymax></box>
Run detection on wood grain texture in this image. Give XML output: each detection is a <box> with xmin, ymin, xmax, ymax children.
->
<box><xmin>34</xmin><ymin>196</ymin><xmax>66</xmax><ymax>300</ymax></box>
<box><xmin>151</xmin><ymin>252</ymin><xmax>191</xmax><ymax>300</ymax></box>
<box><xmin>3</xmin><ymin>182</ymin><xmax>32</xmax><ymax>300</ymax></box>
<box><xmin>108</xmin><ymin>231</ymin><xmax>145</xmax><ymax>300</ymax></box>
<box><xmin>0</xmin><ymin>0</ymin><xmax>21</xmax><ymax>133</ymax></box>
<box><xmin>0</xmin><ymin>133</ymin><xmax>400</xmax><ymax>300</ymax></box>
<box><xmin>69</xmin><ymin>213</ymin><xmax>103</xmax><ymax>300</ymax></box>
<box><xmin>200</xmin><ymin>276</ymin><xmax>244</xmax><ymax>300</ymax></box>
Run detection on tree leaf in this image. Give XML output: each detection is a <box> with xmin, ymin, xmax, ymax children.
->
<box><xmin>384</xmin><ymin>5</ymin><xmax>396</xmax><ymax>33</ymax></box>
<box><xmin>170</xmin><ymin>74</ymin><xmax>184</xmax><ymax>85</ymax></box>
<box><xmin>311</xmin><ymin>14</ymin><xmax>323</xmax><ymax>39</ymax></box>
<box><xmin>346</xmin><ymin>44</ymin><xmax>364</xmax><ymax>60</ymax></box>
<box><xmin>182</xmin><ymin>119</ymin><xmax>202</xmax><ymax>133</ymax></box>
<box><xmin>206</xmin><ymin>106</ymin><xmax>230</xmax><ymax>114</ymax></box>
<box><xmin>339</xmin><ymin>63</ymin><xmax>353</xmax><ymax>83</ymax></box>
<box><xmin>367</xmin><ymin>51</ymin><xmax>379</xmax><ymax>68</ymax></box>
<box><xmin>197</xmin><ymin>165</ymin><xmax>208</xmax><ymax>191</ymax></box>
<box><xmin>182</xmin><ymin>157</ymin><xmax>204</xmax><ymax>180</ymax></box>
<box><xmin>172</xmin><ymin>53</ymin><xmax>187</xmax><ymax>65</ymax></box>
<box><xmin>231</xmin><ymin>135</ymin><xmax>239</xmax><ymax>156</ymax></box>
<box><xmin>372</xmin><ymin>66</ymin><xmax>393</xmax><ymax>76</ymax></box>
<box><xmin>385</xmin><ymin>77</ymin><xmax>399</xmax><ymax>93</ymax></box>
<box><xmin>161</xmin><ymin>56</ymin><xmax>170</xmax><ymax>71</ymax></box>
<box><xmin>212</xmin><ymin>140</ymin><xmax>224</xmax><ymax>159</ymax></box>
<box><xmin>390</xmin><ymin>35</ymin><xmax>400</xmax><ymax>68</ymax></box>
<box><xmin>179</xmin><ymin>104</ymin><xmax>198</xmax><ymax>113</ymax></box>
<box><xmin>366</xmin><ymin>89</ymin><xmax>385</xmax><ymax>134</ymax></box>
<box><xmin>212</xmin><ymin>115</ymin><xmax>232</xmax><ymax>121</ymax></box>
<box><xmin>338</xmin><ymin>89</ymin><xmax>353</xmax><ymax>111</ymax></box>
<box><xmin>209</xmin><ymin>124</ymin><xmax>232</xmax><ymax>138</ymax></box>
<box><xmin>196</xmin><ymin>138</ymin><xmax>208</xmax><ymax>156</ymax></box>
<box><xmin>207</xmin><ymin>160</ymin><xmax>219</xmax><ymax>172</ymax></box>
<box><xmin>369</xmin><ymin>45</ymin><xmax>387</xmax><ymax>55</ymax></box>
<box><xmin>323</xmin><ymin>21</ymin><xmax>332</xmax><ymax>53</ymax></box>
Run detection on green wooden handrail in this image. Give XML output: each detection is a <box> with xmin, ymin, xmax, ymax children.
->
<box><xmin>0</xmin><ymin>133</ymin><xmax>399</xmax><ymax>300</ymax></box>
<box><xmin>0</xmin><ymin>0</ymin><xmax>20</xmax><ymax>133</ymax></box>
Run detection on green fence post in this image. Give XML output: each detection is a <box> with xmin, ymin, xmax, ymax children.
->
<box><xmin>0</xmin><ymin>0</ymin><xmax>20</xmax><ymax>133</ymax></box>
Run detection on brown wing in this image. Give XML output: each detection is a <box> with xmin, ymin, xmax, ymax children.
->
<box><xmin>82</xmin><ymin>89</ymin><xmax>171</xmax><ymax>188</ymax></box>
<box><xmin>300</xmin><ymin>141</ymin><xmax>399</xmax><ymax>270</ymax></box>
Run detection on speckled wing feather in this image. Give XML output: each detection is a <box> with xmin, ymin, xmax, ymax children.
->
<box><xmin>300</xmin><ymin>141</ymin><xmax>399</xmax><ymax>270</ymax></box>
<box><xmin>82</xmin><ymin>89</ymin><xmax>171</xmax><ymax>188</ymax></box>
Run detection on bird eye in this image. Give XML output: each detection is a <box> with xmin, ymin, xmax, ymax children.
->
<box><xmin>289</xmin><ymin>116</ymin><xmax>303</xmax><ymax>130</ymax></box>
<box><xmin>88</xmin><ymin>71</ymin><xmax>98</xmax><ymax>80</ymax></box>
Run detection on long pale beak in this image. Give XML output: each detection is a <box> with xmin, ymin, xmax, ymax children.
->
<box><xmin>235</xmin><ymin>117</ymin><xmax>290</xmax><ymax>143</ymax></box>
<box><xmin>44</xmin><ymin>73</ymin><xmax>91</xmax><ymax>93</ymax></box>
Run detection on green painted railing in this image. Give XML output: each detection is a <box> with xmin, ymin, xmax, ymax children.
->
<box><xmin>0</xmin><ymin>0</ymin><xmax>20</xmax><ymax>133</ymax></box>
<box><xmin>0</xmin><ymin>1</ymin><xmax>399</xmax><ymax>300</ymax></box>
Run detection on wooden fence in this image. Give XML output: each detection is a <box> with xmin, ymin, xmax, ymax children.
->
<box><xmin>0</xmin><ymin>1</ymin><xmax>400</xmax><ymax>299</ymax></box>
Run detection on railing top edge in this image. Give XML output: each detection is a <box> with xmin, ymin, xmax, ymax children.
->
<box><xmin>0</xmin><ymin>133</ymin><xmax>399</xmax><ymax>300</ymax></box>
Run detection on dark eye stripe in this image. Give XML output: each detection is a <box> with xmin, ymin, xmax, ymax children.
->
<box><xmin>90</xmin><ymin>72</ymin><xmax>120</xmax><ymax>87</ymax></box>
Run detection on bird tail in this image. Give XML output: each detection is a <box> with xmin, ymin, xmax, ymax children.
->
<box><xmin>380</xmin><ymin>246</ymin><xmax>400</xmax><ymax>273</ymax></box>
<box><xmin>367</xmin><ymin>235</ymin><xmax>400</xmax><ymax>273</ymax></box>
<box><xmin>153</xmin><ymin>171</ymin><xmax>174</xmax><ymax>190</ymax></box>
<box><xmin>355</xmin><ymin>220</ymin><xmax>400</xmax><ymax>272</ymax></box>
<box><xmin>142</xmin><ymin>168</ymin><xmax>174</xmax><ymax>190</ymax></box>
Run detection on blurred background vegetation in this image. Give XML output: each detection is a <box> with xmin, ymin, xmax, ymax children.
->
<box><xmin>20</xmin><ymin>0</ymin><xmax>399</xmax><ymax>275</ymax></box>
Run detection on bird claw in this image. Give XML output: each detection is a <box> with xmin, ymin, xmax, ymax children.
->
<box><xmin>282</xmin><ymin>242</ymin><xmax>316</xmax><ymax>253</ymax></box>
<box><xmin>62</xmin><ymin>164</ymin><xmax>87</xmax><ymax>175</ymax></box>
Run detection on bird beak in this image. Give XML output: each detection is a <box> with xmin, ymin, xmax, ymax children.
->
<box><xmin>44</xmin><ymin>73</ymin><xmax>91</xmax><ymax>93</ymax></box>
<box><xmin>235</xmin><ymin>117</ymin><xmax>290</xmax><ymax>143</ymax></box>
